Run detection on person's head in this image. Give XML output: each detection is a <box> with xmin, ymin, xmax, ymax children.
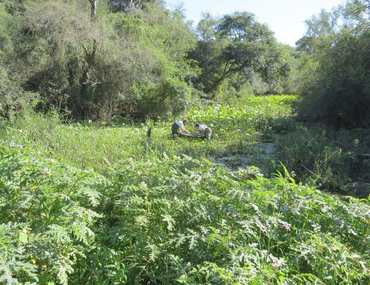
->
<box><xmin>195</xmin><ymin>123</ymin><xmax>200</xmax><ymax>128</ymax></box>
<box><xmin>183</xmin><ymin>119</ymin><xmax>188</xmax><ymax>125</ymax></box>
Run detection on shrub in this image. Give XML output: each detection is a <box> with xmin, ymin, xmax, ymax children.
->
<box><xmin>0</xmin><ymin>67</ymin><xmax>37</xmax><ymax>121</ymax></box>
<box><xmin>0</xmin><ymin>144</ymin><xmax>106</xmax><ymax>284</ymax></box>
<box><xmin>93</xmin><ymin>155</ymin><xmax>369</xmax><ymax>284</ymax></box>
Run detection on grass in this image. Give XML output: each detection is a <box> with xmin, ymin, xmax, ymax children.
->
<box><xmin>0</xmin><ymin>95</ymin><xmax>296</xmax><ymax>174</ymax></box>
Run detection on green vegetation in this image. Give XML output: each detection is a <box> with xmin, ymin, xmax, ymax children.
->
<box><xmin>0</xmin><ymin>0</ymin><xmax>370</xmax><ymax>284</ymax></box>
<box><xmin>1</xmin><ymin>96</ymin><xmax>369</xmax><ymax>284</ymax></box>
<box><xmin>0</xmin><ymin>0</ymin><xmax>296</xmax><ymax>121</ymax></box>
<box><xmin>188</xmin><ymin>12</ymin><xmax>290</xmax><ymax>96</ymax></box>
<box><xmin>1</xmin><ymin>96</ymin><xmax>295</xmax><ymax>172</ymax></box>
<box><xmin>296</xmin><ymin>0</ymin><xmax>370</xmax><ymax>128</ymax></box>
<box><xmin>0</xmin><ymin>0</ymin><xmax>197</xmax><ymax>121</ymax></box>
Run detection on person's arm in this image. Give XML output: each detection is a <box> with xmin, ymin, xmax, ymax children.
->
<box><xmin>178</xmin><ymin>121</ymin><xmax>190</xmax><ymax>134</ymax></box>
<box><xmin>180</xmin><ymin>126</ymin><xmax>191</xmax><ymax>135</ymax></box>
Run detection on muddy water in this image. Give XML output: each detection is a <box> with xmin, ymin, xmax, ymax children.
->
<box><xmin>215</xmin><ymin>143</ymin><xmax>278</xmax><ymax>170</ymax></box>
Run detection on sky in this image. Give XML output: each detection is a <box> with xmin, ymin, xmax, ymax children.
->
<box><xmin>165</xmin><ymin>0</ymin><xmax>345</xmax><ymax>46</ymax></box>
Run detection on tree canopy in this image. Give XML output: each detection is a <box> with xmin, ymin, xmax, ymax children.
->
<box><xmin>189</xmin><ymin>12</ymin><xmax>290</xmax><ymax>97</ymax></box>
<box><xmin>297</xmin><ymin>0</ymin><xmax>370</xmax><ymax>128</ymax></box>
<box><xmin>1</xmin><ymin>0</ymin><xmax>368</xmax><ymax>127</ymax></box>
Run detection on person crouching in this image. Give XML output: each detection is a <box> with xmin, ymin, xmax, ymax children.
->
<box><xmin>171</xmin><ymin>119</ymin><xmax>191</xmax><ymax>138</ymax></box>
<box><xmin>195</xmin><ymin>123</ymin><xmax>212</xmax><ymax>140</ymax></box>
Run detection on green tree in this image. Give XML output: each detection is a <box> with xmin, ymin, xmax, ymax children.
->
<box><xmin>5</xmin><ymin>0</ymin><xmax>196</xmax><ymax>121</ymax></box>
<box><xmin>189</xmin><ymin>12</ymin><xmax>289</xmax><ymax>98</ymax></box>
<box><xmin>296</xmin><ymin>9</ymin><xmax>339</xmax><ymax>55</ymax></box>
<box><xmin>298</xmin><ymin>0</ymin><xmax>370</xmax><ymax>128</ymax></box>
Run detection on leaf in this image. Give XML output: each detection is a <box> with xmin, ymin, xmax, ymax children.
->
<box><xmin>162</xmin><ymin>214</ymin><xmax>175</xmax><ymax>231</ymax></box>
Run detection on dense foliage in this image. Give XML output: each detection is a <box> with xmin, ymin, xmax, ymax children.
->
<box><xmin>1</xmin><ymin>0</ymin><xmax>370</xmax><ymax>283</ymax></box>
<box><xmin>1</xmin><ymin>0</ymin><xmax>369</xmax><ymax>126</ymax></box>
<box><xmin>0</xmin><ymin>0</ymin><xmax>197</xmax><ymax>121</ymax></box>
<box><xmin>1</xmin><ymin>95</ymin><xmax>369</xmax><ymax>284</ymax></box>
<box><xmin>188</xmin><ymin>12</ymin><xmax>291</xmax><ymax>97</ymax></box>
<box><xmin>297</xmin><ymin>0</ymin><xmax>370</xmax><ymax>128</ymax></box>
<box><xmin>0</xmin><ymin>144</ymin><xmax>106</xmax><ymax>284</ymax></box>
<box><xmin>93</xmin><ymin>157</ymin><xmax>369</xmax><ymax>284</ymax></box>
<box><xmin>0</xmin><ymin>0</ymin><xmax>298</xmax><ymax>121</ymax></box>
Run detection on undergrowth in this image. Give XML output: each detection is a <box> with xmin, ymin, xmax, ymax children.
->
<box><xmin>0</xmin><ymin>95</ymin><xmax>369</xmax><ymax>284</ymax></box>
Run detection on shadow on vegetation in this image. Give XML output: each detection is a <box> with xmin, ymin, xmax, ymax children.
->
<box><xmin>262</xmin><ymin>115</ymin><xmax>370</xmax><ymax>198</ymax></box>
<box><xmin>186</xmin><ymin>105</ymin><xmax>370</xmax><ymax>198</ymax></box>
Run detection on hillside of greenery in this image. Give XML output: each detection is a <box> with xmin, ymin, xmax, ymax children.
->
<box><xmin>0</xmin><ymin>0</ymin><xmax>370</xmax><ymax>284</ymax></box>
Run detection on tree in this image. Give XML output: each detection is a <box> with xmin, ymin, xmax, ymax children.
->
<box><xmin>5</xmin><ymin>0</ymin><xmax>196</xmax><ymax>121</ymax></box>
<box><xmin>298</xmin><ymin>0</ymin><xmax>370</xmax><ymax>128</ymax></box>
<box><xmin>342</xmin><ymin>0</ymin><xmax>370</xmax><ymax>27</ymax></box>
<box><xmin>189</xmin><ymin>12</ymin><xmax>289</xmax><ymax>97</ymax></box>
<box><xmin>196</xmin><ymin>13</ymin><xmax>217</xmax><ymax>42</ymax></box>
<box><xmin>0</xmin><ymin>66</ymin><xmax>36</xmax><ymax>120</ymax></box>
<box><xmin>296</xmin><ymin>9</ymin><xmax>339</xmax><ymax>54</ymax></box>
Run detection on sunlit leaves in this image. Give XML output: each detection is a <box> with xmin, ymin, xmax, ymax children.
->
<box><xmin>101</xmin><ymin>154</ymin><xmax>370</xmax><ymax>284</ymax></box>
<box><xmin>0</xmin><ymin>145</ymin><xmax>105</xmax><ymax>284</ymax></box>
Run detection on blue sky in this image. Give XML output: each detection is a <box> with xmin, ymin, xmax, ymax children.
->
<box><xmin>165</xmin><ymin>0</ymin><xmax>345</xmax><ymax>46</ymax></box>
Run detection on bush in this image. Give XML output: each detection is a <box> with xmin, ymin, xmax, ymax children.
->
<box><xmin>298</xmin><ymin>29</ymin><xmax>370</xmax><ymax>128</ymax></box>
<box><xmin>276</xmin><ymin>126</ymin><xmax>354</xmax><ymax>192</ymax></box>
<box><xmin>93</xmin><ymin>155</ymin><xmax>369</xmax><ymax>284</ymax></box>
<box><xmin>0</xmin><ymin>67</ymin><xmax>37</xmax><ymax>121</ymax></box>
<box><xmin>134</xmin><ymin>77</ymin><xmax>193</xmax><ymax>119</ymax></box>
<box><xmin>0</xmin><ymin>144</ymin><xmax>106</xmax><ymax>284</ymax></box>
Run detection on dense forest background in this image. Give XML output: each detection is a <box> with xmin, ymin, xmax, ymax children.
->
<box><xmin>0</xmin><ymin>0</ymin><xmax>368</xmax><ymax>127</ymax></box>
